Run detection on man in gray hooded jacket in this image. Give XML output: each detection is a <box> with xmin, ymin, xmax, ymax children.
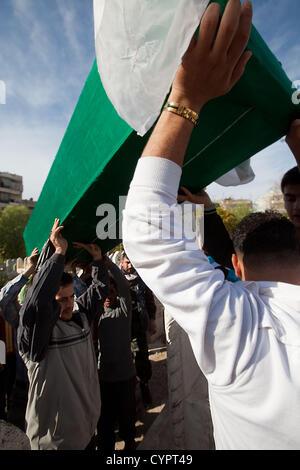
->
<box><xmin>18</xmin><ymin>219</ymin><xmax>109</xmax><ymax>450</ymax></box>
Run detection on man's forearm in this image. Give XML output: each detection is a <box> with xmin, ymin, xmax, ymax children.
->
<box><xmin>107</xmin><ymin>260</ymin><xmax>130</xmax><ymax>300</ymax></box>
<box><xmin>20</xmin><ymin>253</ymin><xmax>64</xmax><ymax>319</ymax></box>
<box><xmin>18</xmin><ymin>254</ymin><xmax>64</xmax><ymax>362</ymax></box>
<box><xmin>76</xmin><ymin>259</ymin><xmax>109</xmax><ymax>322</ymax></box>
<box><xmin>0</xmin><ymin>274</ymin><xmax>27</xmax><ymax>326</ymax></box>
<box><xmin>203</xmin><ymin>208</ymin><xmax>234</xmax><ymax>268</ymax></box>
<box><xmin>142</xmin><ymin>87</ymin><xmax>204</xmax><ymax>168</ymax></box>
<box><xmin>23</xmin><ymin>264</ymin><xmax>36</xmax><ymax>279</ymax></box>
<box><xmin>142</xmin><ymin>98</ymin><xmax>200</xmax><ymax>169</ymax></box>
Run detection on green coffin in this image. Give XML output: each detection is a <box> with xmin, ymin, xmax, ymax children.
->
<box><xmin>24</xmin><ymin>1</ymin><xmax>300</xmax><ymax>261</ymax></box>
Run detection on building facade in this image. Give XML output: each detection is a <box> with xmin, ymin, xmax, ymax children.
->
<box><xmin>0</xmin><ymin>172</ymin><xmax>36</xmax><ymax>210</ymax></box>
<box><xmin>0</xmin><ymin>172</ymin><xmax>23</xmax><ymax>208</ymax></box>
<box><xmin>218</xmin><ymin>198</ymin><xmax>253</xmax><ymax>211</ymax></box>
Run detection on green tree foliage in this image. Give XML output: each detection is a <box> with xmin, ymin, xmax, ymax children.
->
<box><xmin>109</xmin><ymin>242</ymin><xmax>123</xmax><ymax>255</ymax></box>
<box><xmin>0</xmin><ymin>205</ymin><xmax>31</xmax><ymax>260</ymax></box>
<box><xmin>216</xmin><ymin>206</ymin><xmax>238</xmax><ymax>235</ymax></box>
<box><xmin>216</xmin><ymin>203</ymin><xmax>254</xmax><ymax>235</ymax></box>
<box><xmin>231</xmin><ymin>203</ymin><xmax>253</xmax><ymax>223</ymax></box>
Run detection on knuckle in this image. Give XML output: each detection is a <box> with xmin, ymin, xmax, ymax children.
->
<box><xmin>201</xmin><ymin>17</ymin><xmax>216</xmax><ymax>32</ymax></box>
<box><xmin>239</xmin><ymin>30</ymin><xmax>250</xmax><ymax>45</ymax></box>
<box><xmin>223</xmin><ymin>24</ymin><xmax>235</xmax><ymax>38</ymax></box>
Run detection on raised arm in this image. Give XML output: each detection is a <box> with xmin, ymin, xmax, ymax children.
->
<box><xmin>1</xmin><ymin>276</ymin><xmax>29</xmax><ymax>327</ymax></box>
<box><xmin>18</xmin><ymin>219</ymin><xmax>67</xmax><ymax>362</ymax></box>
<box><xmin>72</xmin><ymin>243</ymin><xmax>110</xmax><ymax>324</ymax></box>
<box><xmin>0</xmin><ymin>248</ymin><xmax>39</xmax><ymax>327</ymax></box>
<box><xmin>179</xmin><ymin>187</ymin><xmax>234</xmax><ymax>267</ymax></box>
<box><xmin>123</xmin><ymin>0</ymin><xmax>257</xmax><ymax>385</ymax></box>
<box><xmin>18</xmin><ymin>253</ymin><xmax>65</xmax><ymax>362</ymax></box>
<box><xmin>105</xmin><ymin>256</ymin><xmax>132</xmax><ymax>313</ymax></box>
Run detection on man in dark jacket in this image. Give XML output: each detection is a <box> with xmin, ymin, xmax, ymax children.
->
<box><xmin>18</xmin><ymin>218</ymin><xmax>109</xmax><ymax>450</ymax></box>
<box><xmin>121</xmin><ymin>253</ymin><xmax>156</xmax><ymax>407</ymax></box>
<box><xmin>96</xmin><ymin>256</ymin><xmax>136</xmax><ymax>452</ymax></box>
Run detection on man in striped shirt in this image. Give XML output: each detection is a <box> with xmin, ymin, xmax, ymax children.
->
<box><xmin>18</xmin><ymin>219</ymin><xmax>109</xmax><ymax>450</ymax></box>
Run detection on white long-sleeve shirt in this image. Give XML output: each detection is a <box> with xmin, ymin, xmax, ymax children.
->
<box><xmin>123</xmin><ymin>156</ymin><xmax>300</xmax><ymax>450</ymax></box>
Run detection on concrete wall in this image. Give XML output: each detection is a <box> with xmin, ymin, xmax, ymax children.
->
<box><xmin>0</xmin><ymin>257</ymin><xmax>30</xmax><ymax>278</ymax></box>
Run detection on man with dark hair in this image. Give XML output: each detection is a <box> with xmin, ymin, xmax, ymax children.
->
<box><xmin>279</xmin><ymin>120</ymin><xmax>300</xmax><ymax>238</ymax></box>
<box><xmin>281</xmin><ymin>166</ymin><xmax>300</xmax><ymax>239</ymax></box>
<box><xmin>231</xmin><ymin>211</ymin><xmax>300</xmax><ymax>280</ymax></box>
<box><xmin>123</xmin><ymin>0</ymin><xmax>300</xmax><ymax>449</ymax></box>
<box><xmin>18</xmin><ymin>219</ymin><xmax>109</xmax><ymax>450</ymax></box>
<box><xmin>281</xmin><ymin>166</ymin><xmax>300</xmax><ymax>193</ymax></box>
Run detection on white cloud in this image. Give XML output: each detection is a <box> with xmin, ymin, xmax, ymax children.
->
<box><xmin>11</xmin><ymin>0</ymin><xmax>35</xmax><ymax>21</ymax></box>
<box><xmin>56</xmin><ymin>0</ymin><xmax>86</xmax><ymax>59</ymax></box>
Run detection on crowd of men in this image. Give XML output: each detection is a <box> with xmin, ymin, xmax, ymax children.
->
<box><xmin>0</xmin><ymin>224</ymin><xmax>157</xmax><ymax>451</ymax></box>
<box><xmin>1</xmin><ymin>0</ymin><xmax>300</xmax><ymax>451</ymax></box>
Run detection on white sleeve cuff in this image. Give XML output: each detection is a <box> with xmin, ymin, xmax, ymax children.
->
<box><xmin>129</xmin><ymin>156</ymin><xmax>182</xmax><ymax>199</ymax></box>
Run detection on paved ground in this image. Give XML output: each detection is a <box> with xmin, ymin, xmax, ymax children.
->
<box><xmin>0</xmin><ymin>339</ymin><xmax>169</xmax><ymax>451</ymax></box>
<box><xmin>0</xmin><ymin>420</ymin><xmax>30</xmax><ymax>450</ymax></box>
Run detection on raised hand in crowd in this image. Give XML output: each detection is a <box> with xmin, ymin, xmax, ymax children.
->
<box><xmin>23</xmin><ymin>247</ymin><xmax>39</xmax><ymax>278</ymax></box>
<box><xmin>50</xmin><ymin>218</ymin><xmax>68</xmax><ymax>256</ymax></box>
<box><xmin>72</xmin><ymin>242</ymin><xmax>102</xmax><ymax>261</ymax></box>
<box><xmin>170</xmin><ymin>1</ymin><xmax>253</xmax><ymax>113</ymax></box>
<box><xmin>178</xmin><ymin>186</ymin><xmax>213</xmax><ymax>208</ymax></box>
<box><xmin>28</xmin><ymin>247</ymin><xmax>39</xmax><ymax>267</ymax></box>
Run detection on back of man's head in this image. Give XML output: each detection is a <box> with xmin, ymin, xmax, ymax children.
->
<box><xmin>231</xmin><ymin>211</ymin><xmax>300</xmax><ymax>271</ymax></box>
<box><xmin>281</xmin><ymin>166</ymin><xmax>300</xmax><ymax>193</ymax></box>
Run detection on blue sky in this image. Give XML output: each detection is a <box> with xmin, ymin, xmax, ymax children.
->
<box><xmin>0</xmin><ymin>0</ymin><xmax>299</xmax><ymax>202</ymax></box>
<box><xmin>0</xmin><ymin>0</ymin><xmax>95</xmax><ymax>199</ymax></box>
